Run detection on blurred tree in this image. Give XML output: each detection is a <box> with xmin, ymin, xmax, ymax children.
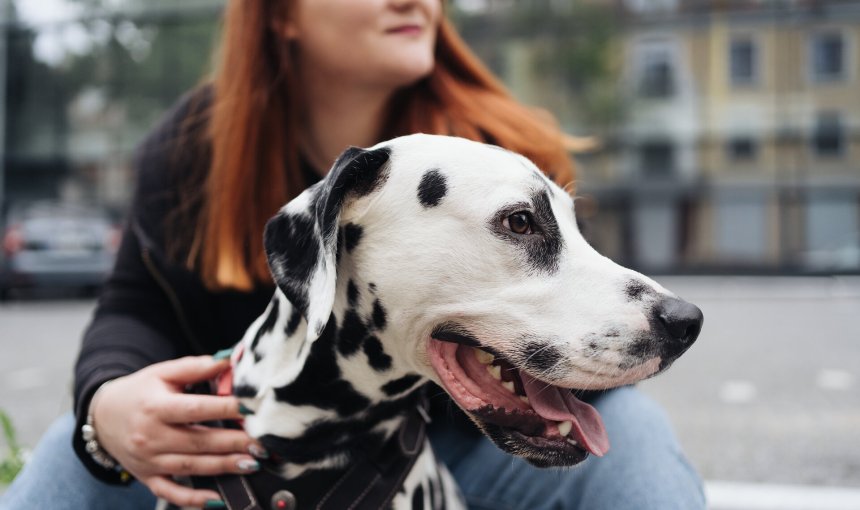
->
<box><xmin>60</xmin><ymin>0</ymin><xmax>220</xmax><ymax>131</ymax></box>
<box><xmin>5</xmin><ymin>0</ymin><xmax>220</xmax><ymax>204</ymax></box>
<box><xmin>451</xmin><ymin>0</ymin><xmax>624</xmax><ymax>136</ymax></box>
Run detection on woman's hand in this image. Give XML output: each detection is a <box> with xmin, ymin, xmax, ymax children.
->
<box><xmin>91</xmin><ymin>355</ymin><xmax>266</xmax><ymax>508</ymax></box>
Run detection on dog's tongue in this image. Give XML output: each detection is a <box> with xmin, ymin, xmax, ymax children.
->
<box><xmin>520</xmin><ymin>372</ymin><xmax>610</xmax><ymax>457</ymax></box>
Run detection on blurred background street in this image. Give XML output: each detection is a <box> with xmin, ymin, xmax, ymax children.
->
<box><xmin>2</xmin><ymin>277</ymin><xmax>859</xmax><ymax>506</ymax></box>
<box><xmin>1</xmin><ymin>0</ymin><xmax>860</xmax><ymax>508</ymax></box>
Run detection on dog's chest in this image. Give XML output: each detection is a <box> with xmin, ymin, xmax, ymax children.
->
<box><xmin>388</xmin><ymin>442</ymin><xmax>465</xmax><ymax>510</ymax></box>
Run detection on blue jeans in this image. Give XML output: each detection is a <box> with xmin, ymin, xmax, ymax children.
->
<box><xmin>0</xmin><ymin>386</ymin><xmax>704</xmax><ymax>509</ymax></box>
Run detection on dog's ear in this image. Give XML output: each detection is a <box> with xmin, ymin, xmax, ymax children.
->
<box><xmin>264</xmin><ymin>145</ymin><xmax>391</xmax><ymax>343</ymax></box>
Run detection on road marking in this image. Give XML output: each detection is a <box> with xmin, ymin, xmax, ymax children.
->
<box><xmin>718</xmin><ymin>380</ymin><xmax>757</xmax><ymax>404</ymax></box>
<box><xmin>707</xmin><ymin>480</ymin><xmax>860</xmax><ymax>510</ymax></box>
<box><xmin>817</xmin><ymin>369</ymin><xmax>855</xmax><ymax>391</ymax></box>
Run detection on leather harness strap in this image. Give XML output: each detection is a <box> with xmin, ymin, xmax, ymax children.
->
<box><xmin>195</xmin><ymin>348</ymin><xmax>429</xmax><ymax>510</ymax></box>
<box><xmin>197</xmin><ymin>408</ymin><xmax>428</xmax><ymax>510</ymax></box>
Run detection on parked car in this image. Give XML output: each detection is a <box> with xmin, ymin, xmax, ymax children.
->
<box><xmin>0</xmin><ymin>202</ymin><xmax>120</xmax><ymax>300</ymax></box>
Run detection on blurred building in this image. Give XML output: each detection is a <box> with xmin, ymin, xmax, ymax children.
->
<box><xmin>578</xmin><ymin>0</ymin><xmax>860</xmax><ymax>273</ymax></box>
<box><xmin>1</xmin><ymin>0</ymin><xmax>858</xmax><ymax>275</ymax></box>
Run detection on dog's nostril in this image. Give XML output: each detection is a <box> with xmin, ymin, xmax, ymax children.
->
<box><xmin>678</xmin><ymin>322</ymin><xmax>701</xmax><ymax>345</ymax></box>
<box><xmin>655</xmin><ymin>297</ymin><xmax>704</xmax><ymax>347</ymax></box>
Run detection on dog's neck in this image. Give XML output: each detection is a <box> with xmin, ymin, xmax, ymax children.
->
<box><xmin>231</xmin><ymin>278</ymin><xmax>426</xmax><ymax>478</ymax></box>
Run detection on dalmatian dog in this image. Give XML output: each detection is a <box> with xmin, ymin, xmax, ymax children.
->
<box><xmin>224</xmin><ymin>134</ymin><xmax>703</xmax><ymax>509</ymax></box>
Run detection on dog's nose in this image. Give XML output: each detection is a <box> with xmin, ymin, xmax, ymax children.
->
<box><xmin>653</xmin><ymin>297</ymin><xmax>703</xmax><ymax>358</ymax></box>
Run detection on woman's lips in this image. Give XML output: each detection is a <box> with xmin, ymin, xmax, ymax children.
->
<box><xmin>386</xmin><ymin>25</ymin><xmax>423</xmax><ymax>36</ymax></box>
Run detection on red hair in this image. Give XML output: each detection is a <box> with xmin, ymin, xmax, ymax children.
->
<box><xmin>196</xmin><ymin>3</ymin><xmax>575</xmax><ymax>290</ymax></box>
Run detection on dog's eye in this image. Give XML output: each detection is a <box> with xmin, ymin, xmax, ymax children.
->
<box><xmin>505</xmin><ymin>212</ymin><xmax>535</xmax><ymax>235</ymax></box>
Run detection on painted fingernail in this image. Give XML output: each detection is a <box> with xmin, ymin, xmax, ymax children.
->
<box><xmin>237</xmin><ymin>459</ymin><xmax>260</xmax><ymax>472</ymax></box>
<box><xmin>213</xmin><ymin>348</ymin><xmax>234</xmax><ymax>361</ymax></box>
<box><xmin>238</xmin><ymin>404</ymin><xmax>255</xmax><ymax>416</ymax></box>
<box><xmin>248</xmin><ymin>443</ymin><xmax>269</xmax><ymax>459</ymax></box>
<box><xmin>203</xmin><ymin>500</ymin><xmax>227</xmax><ymax>509</ymax></box>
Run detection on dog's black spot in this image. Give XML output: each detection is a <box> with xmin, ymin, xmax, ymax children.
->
<box><xmin>526</xmin><ymin>190</ymin><xmax>563</xmax><ymax>273</ymax></box>
<box><xmin>233</xmin><ymin>384</ymin><xmax>258</xmax><ymax>398</ymax></box>
<box><xmin>274</xmin><ymin>317</ymin><xmax>371</xmax><ymax>417</ymax></box>
<box><xmin>344</xmin><ymin>223</ymin><xmax>363</xmax><ymax>253</ymax></box>
<box><xmin>250</xmin><ymin>297</ymin><xmax>280</xmax><ymax>361</ymax></box>
<box><xmin>338</xmin><ymin>309</ymin><xmax>368</xmax><ymax>356</ymax></box>
<box><xmin>519</xmin><ymin>341</ymin><xmax>561</xmax><ymax>374</ymax></box>
<box><xmin>315</xmin><ymin>320</ymin><xmax>327</xmax><ymax>337</ymax></box>
<box><xmin>284</xmin><ymin>305</ymin><xmax>302</xmax><ymax>337</ymax></box>
<box><xmin>418</xmin><ymin>169</ymin><xmax>447</xmax><ymax>208</ymax></box>
<box><xmin>259</xmin><ymin>385</ymin><xmax>424</xmax><ymax>465</ymax></box>
<box><xmin>372</xmin><ymin>299</ymin><xmax>387</xmax><ymax>331</ymax></box>
<box><xmin>381</xmin><ymin>374</ymin><xmax>422</xmax><ymax>396</ymax></box>
<box><xmin>431</xmin><ymin>322</ymin><xmax>481</xmax><ymax>348</ymax></box>
<box><xmin>264</xmin><ymin>212</ymin><xmax>319</xmax><ymax>316</ymax></box>
<box><xmin>368</xmin><ymin>282</ymin><xmax>377</xmax><ymax>293</ymax></box>
<box><xmin>347</xmin><ymin>280</ymin><xmax>360</xmax><ymax>308</ymax></box>
<box><xmin>625</xmin><ymin>338</ymin><xmax>654</xmax><ymax>360</ymax></box>
<box><xmin>363</xmin><ymin>335</ymin><xmax>392</xmax><ymax>371</ymax></box>
<box><xmin>625</xmin><ymin>280</ymin><xmax>651</xmax><ymax>301</ymax></box>
<box><xmin>412</xmin><ymin>484</ymin><xmax>424</xmax><ymax>510</ymax></box>
<box><xmin>426</xmin><ymin>474</ymin><xmax>437</xmax><ymax>510</ymax></box>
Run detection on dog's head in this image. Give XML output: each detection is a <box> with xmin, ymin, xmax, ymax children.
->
<box><xmin>264</xmin><ymin>134</ymin><xmax>702</xmax><ymax>467</ymax></box>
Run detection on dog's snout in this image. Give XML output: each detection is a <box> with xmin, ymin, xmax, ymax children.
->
<box><xmin>653</xmin><ymin>297</ymin><xmax>703</xmax><ymax>357</ymax></box>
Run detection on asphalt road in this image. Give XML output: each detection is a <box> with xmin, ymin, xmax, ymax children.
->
<box><xmin>1</xmin><ymin>276</ymin><xmax>859</xmax><ymax>495</ymax></box>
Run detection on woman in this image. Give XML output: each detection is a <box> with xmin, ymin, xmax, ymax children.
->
<box><xmin>0</xmin><ymin>0</ymin><xmax>705</xmax><ymax>509</ymax></box>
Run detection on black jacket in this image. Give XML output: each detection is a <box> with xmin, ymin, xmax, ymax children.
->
<box><xmin>72</xmin><ymin>90</ymin><xmax>312</xmax><ymax>483</ymax></box>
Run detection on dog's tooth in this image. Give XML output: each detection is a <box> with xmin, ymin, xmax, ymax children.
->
<box><xmin>487</xmin><ymin>364</ymin><xmax>502</xmax><ymax>380</ymax></box>
<box><xmin>558</xmin><ymin>420</ymin><xmax>573</xmax><ymax>437</ymax></box>
<box><xmin>566</xmin><ymin>438</ymin><xmax>579</xmax><ymax>447</ymax></box>
<box><xmin>502</xmin><ymin>381</ymin><xmax>515</xmax><ymax>392</ymax></box>
<box><xmin>474</xmin><ymin>348</ymin><xmax>495</xmax><ymax>365</ymax></box>
<box><xmin>520</xmin><ymin>396</ymin><xmax>530</xmax><ymax>404</ymax></box>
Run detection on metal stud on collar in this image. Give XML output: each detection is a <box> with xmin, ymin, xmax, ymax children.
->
<box><xmin>270</xmin><ymin>490</ymin><xmax>297</xmax><ymax>510</ymax></box>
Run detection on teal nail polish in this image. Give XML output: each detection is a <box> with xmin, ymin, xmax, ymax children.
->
<box><xmin>248</xmin><ymin>443</ymin><xmax>269</xmax><ymax>459</ymax></box>
<box><xmin>238</xmin><ymin>404</ymin><xmax>255</xmax><ymax>416</ymax></box>
<box><xmin>213</xmin><ymin>348</ymin><xmax>234</xmax><ymax>361</ymax></box>
<box><xmin>237</xmin><ymin>459</ymin><xmax>260</xmax><ymax>472</ymax></box>
<box><xmin>203</xmin><ymin>500</ymin><xmax>226</xmax><ymax>509</ymax></box>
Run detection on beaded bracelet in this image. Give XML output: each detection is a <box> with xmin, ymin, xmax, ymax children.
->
<box><xmin>82</xmin><ymin>381</ymin><xmax>119</xmax><ymax>470</ymax></box>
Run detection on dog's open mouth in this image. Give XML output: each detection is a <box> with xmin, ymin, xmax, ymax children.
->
<box><xmin>427</xmin><ymin>338</ymin><xmax>610</xmax><ymax>466</ymax></box>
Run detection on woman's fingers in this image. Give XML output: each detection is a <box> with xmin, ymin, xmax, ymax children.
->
<box><xmin>154</xmin><ymin>453</ymin><xmax>261</xmax><ymax>477</ymax></box>
<box><xmin>157</xmin><ymin>425</ymin><xmax>268</xmax><ymax>458</ymax></box>
<box><xmin>152</xmin><ymin>355</ymin><xmax>230</xmax><ymax>386</ymax></box>
<box><xmin>158</xmin><ymin>393</ymin><xmax>246</xmax><ymax>424</ymax></box>
<box><xmin>144</xmin><ymin>475</ymin><xmax>223</xmax><ymax>509</ymax></box>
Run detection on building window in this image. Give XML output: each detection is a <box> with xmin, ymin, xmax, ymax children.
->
<box><xmin>727</xmin><ymin>136</ymin><xmax>758</xmax><ymax>161</ymax></box>
<box><xmin>639</xmin><ymin>141</ymin><xmax>675</xmax><ymax>178</ymax></box>
<box><xmin>811</xmin><ymin>32</ymin><xmax>846</xmax><ymax>82</ymax></box>
<box><xmin>813</xmin><ymin>112</ymin><xmax>844</xmax><ymax>158</ymax></box>
<box><xmin>730</xmin><ymin>37</ymin><xmax>757</xmax><ymax>86</ymax></box>
<box><xmin>638</xmin><ymin>50</ymin><xmax>675</xmax><ymax>98</ymax></box>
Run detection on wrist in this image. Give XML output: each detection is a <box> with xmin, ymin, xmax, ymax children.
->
<box><xmin>82</xmin><ymin>380</ymin><xmax>120</xmax><ymax>471</ymax></box>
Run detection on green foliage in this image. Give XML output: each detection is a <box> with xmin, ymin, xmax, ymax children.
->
<box><xmin>0</xmin><ymin>410</ymin><xmax>25</xmax><ymax>486</ymax></box>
